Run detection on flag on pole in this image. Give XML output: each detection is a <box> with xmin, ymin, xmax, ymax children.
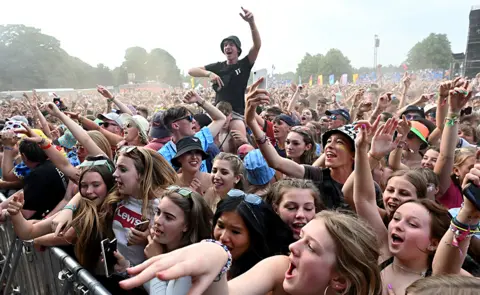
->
<box><xmin>299</xmin><ymin>76</ymin><xmax>302</xmax><ymax>85</ymax></box>
<box><xmin>309</xmin><ymin>75</ymin><xmax>313</xmax><ymax>87</ymax></box>
<box><xmin>318</xmin><ymin>75</ymin><xmax>323</xmax><ymax>86</ymax></box>
<box><xmin>329</xmin><ymin>74</ymin><xmax>335</xmax><ymax>85</ymax></box>
<box><xmin>340</xmin><ymin>74</ymin><xmax>348</xmax><ymax>85</ymax></box>
<box><xmin>190</xmin><ymin>77</ymin><xmax>195</xmax><ymax>89</ymax></box>
<box><xmin>353</xmin><ymin>74</ymin><xmax>359</xmax><ymax>84</ymax></box>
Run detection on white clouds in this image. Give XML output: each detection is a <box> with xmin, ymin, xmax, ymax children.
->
<box><xmin>2</xmin><ymin>0</ymin><xmax>479</xmax><ymax>73</ymax></box>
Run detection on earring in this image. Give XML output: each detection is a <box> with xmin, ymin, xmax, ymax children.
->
<box><xmin>323</xmin><ymin>286</ymin><xmax>330</xmax><ymax>295</ymax></box>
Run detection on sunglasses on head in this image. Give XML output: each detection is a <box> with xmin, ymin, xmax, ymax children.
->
<box><xmin>227</xmin><ymin>189</ymin><xmax>262</xmax><ymax>205</ymax></box>
<box><xmin>119</xmin><ymin>146</ymin><xmax>138</xmax><ymax>154</ymax></box>
<box><xmin>167</xmin><ymin>185</ymin><xmax>194</xmax><ymax>198</ymax></box>
<box><xmin>78</xmin><ymin>159</ymin><xmax>114</xmax><ymax>172</ymax></box>
<box><xmin>173</xmin><ymin>115</ymin><xmax>194</xmax><ymax>123</ymax></box>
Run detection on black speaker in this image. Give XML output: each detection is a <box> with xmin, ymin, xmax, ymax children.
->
<box><xmin>465</xmin><ymin>7</ymin><xmax>480</xmax><ymax>77</ymax></box>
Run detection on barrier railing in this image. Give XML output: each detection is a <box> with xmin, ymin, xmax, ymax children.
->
<box><xmin>0</xmin><ymin>194</ymin><xmax>111</xmax><ymax>295</ymax></box>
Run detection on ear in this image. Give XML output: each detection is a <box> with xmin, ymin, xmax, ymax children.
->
<box><xmin>330</xmin><ymin>275</ymin><xmax>348</xmax><ymax>294</ymax></box>
<box><xmin>183</xmin><ymin>224</ymin><xmax>188</xmax><ymax>233</ymax></box>
<box><xmin>272</xmin><ymin>203</ymin><xmax>279</xmax><ymax>214</ymax></box>
<box><xmin>428</xmin><ymin>239</ymin><xmax>439</xmax><ymax>252</ymax></box>
<box><xmin>453</xmin><ymin>166</ymin><xmax>460</xmax><ymax>177</ymax></box>
<box><xmin>305</xmin><ymin>143</ymin><xmax>312</xmax><ymax>151</ymax></box>
<box><xmin>234</xmin><ymin>175</ymin><xmax>242</xmax><ymax>184</ymax></box>
<box><xmin>172</xmin><ymin>122</ymin><xmax>180</xmax><ymax>131</ymax></box>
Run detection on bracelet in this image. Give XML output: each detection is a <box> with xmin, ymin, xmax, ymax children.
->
<box><xmin>368</xmin><ymin>152</ymin><xmax>382</xmax><ymax>162</ymax></box>
<box><xmin>40</xmin><ymin>141</ymin><xmax>52</xmax><ymax>150</ymax></box>
<box><xmin>255</xmin><ymin>134</ymin><xmax>268</xmax><ymax>145</ymax></box>
<box><xmin>107</xmin><ymin>96</ymin><xmax>115</xmax><ymax>103</ymax></box>
<box><xmin>78</xmin><ymin>116</ymin><xmax>84</xmax><ymax>125</ymax></box>
<box><xmin>452</xmin><ymin>216</ymin><xmax>480</xmax><ymax>232</ymax></box>
<box><xmin>63</xmin><ymin>204</ymin><xmax>77</xmax><ymax>213</ymax></box>
<box><xmin>3</xmin><ymin>146</ymin><xmax>13</xmax><ymax>151</ymax></box>
<box><xmin>202</xmin><ymin>239</ymin><xmax>232</xmax><ymax>282</ymax></box>
<box><xmin>445</xmin><ymin>117</ymin><xmax>459</xmax><ymax>127</ymax></box>
<box><xmin>197</xmin><ymin>99</ymin><xmax>205</xmax><ymax>107</ymax></box>
<box><xmin>397</xmin><ymin>141</ymin><xmax>407</xmax><ymax>150</ymax></box>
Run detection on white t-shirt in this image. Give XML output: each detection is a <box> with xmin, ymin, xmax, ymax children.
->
<box><xmin>144</xmin><ymin>276</ymin><xmax>192</xmax><ymax>295</ymax></box>
<box><xmin>112</xmin><ymin>197</ymin><xmax>158</xmax><ymax>266</ymax></box>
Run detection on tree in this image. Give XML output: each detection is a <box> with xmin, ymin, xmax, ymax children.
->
<box><xmin>122</xmin><ymin>46</ymin><xmax>148</xmax><ymax>82</ymax></box>
<box><xmin>406</xmin><ymin>33</ymin><xmax>453</xmax><ymax>70</ymax></box>
<box><xmin>146</xmin><ymin>48</ymin><xmax>182</xmax><ymax>86</ymax></box>
<box><xmin>295</xmin><ymin>49</ymin><xmax>353</xmax><ymax>83</ymax></box>
<box><xmin>95</xmin><ymin>63</ymin><xmax>114</xmax><ymax>86</ymax></box>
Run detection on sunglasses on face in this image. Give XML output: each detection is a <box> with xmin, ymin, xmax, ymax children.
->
<box><xmin>329</xmin><ymin>115</ymin><xmax>338</xmax><ymax>120</ymax></box>
<box><xmin>426</xmin><ymin>112</ymin><xmax>436</xmax><ymax>119</ymax></box>
<box><xmin>100</xmin><ymin>122</ymin><xmax>118</xmax><ymax>128</ymax></box>
<box><xmin>173</xmin><ymin>115</ymin><xmax>194</xmax><ymax>123</ymax></box>
<box><xmin>405</xmin><ymin>114</ymin><xmax>421</xmax><ymax>121</ymax></box>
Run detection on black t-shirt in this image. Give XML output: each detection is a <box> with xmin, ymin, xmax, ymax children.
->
<box><xmin>23</xmin><ymin>160</ymin><xmax>68</xmax><ymax>220</ymax></box>
<box><xmin>303</xmin><ymin>165</ymin><xmax>383</xmax><ymax>210</ymax></box>
<box><xmin>205</xmin><ymin>56</ymin><xmax>254</xmax><ymax>114</ymax></box>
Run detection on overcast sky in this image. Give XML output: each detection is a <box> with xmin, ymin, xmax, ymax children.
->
<box><xmin>2</xmin><ymin>0</ymin><xmax>479</xmax><ymax>73</ymax></box>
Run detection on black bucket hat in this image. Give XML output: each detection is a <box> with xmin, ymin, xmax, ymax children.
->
<box><xmin>322</xmin><ymin>124</ymin><xmax>357</xmax><ymax>151</ymax></box>
<box><xmin>171</xmin><ymin>136</ymin><xmax>208</xmax><ymax>167</ymax></box>
<box><xmin>220</xmin><ymin>35</ymin><xmax>242</xmax><ymax>56</ymax></box>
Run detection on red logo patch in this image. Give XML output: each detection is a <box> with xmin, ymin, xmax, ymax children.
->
<box><xmin>114</xmin><ymin>206</ymin><xmax>143</xmax><ymax>229</ymax></box>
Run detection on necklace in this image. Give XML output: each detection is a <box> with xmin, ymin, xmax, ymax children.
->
<box><xmin>393</xmin><ymin>262</ymin><xmax>427</xmax><ymax>277</ymax></box>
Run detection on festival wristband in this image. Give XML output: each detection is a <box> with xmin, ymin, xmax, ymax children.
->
<box><xmin>40</xmin><ymin>141</ymin><xmax>52</xmax><ymax>150</ymax></box>
<box><xmin>63</xmin><ymin>205</ymin><xmax>77</xmax><ymax>213</ymax></box>
<box><xmin>202</xmin><ymin>239</ymin><xmax>232</xmax><ymax>282</ymax></box>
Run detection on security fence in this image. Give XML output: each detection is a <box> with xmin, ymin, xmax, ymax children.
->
<box><xmin>0</xmin><ymin>194</ymin><xmax>111</xmax><ymax>295</ymax></box>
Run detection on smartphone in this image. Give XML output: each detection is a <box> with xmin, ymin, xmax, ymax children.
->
<box><xmin>53</xmin><ymin>97</ymin><xmax>68</xmax><ymax>111</ymax></box>
<box><xmin>253</xmin><ymin>69</ymin><xmax>268</xmax><ymax>89</ymax></box>
<box><xmin>462</xmin><ymin>182</ymin><xmax>480</xmax><ymax>211</ymax></box>
<box><xmin>101</xmin><ymin>238</ymin><xmax>117</xmax><ymax>277</ymax></box>
<box><xmin>135</xmin><ymin>220</ymin><xmax>150</xmax><ymax>232</ymax></box>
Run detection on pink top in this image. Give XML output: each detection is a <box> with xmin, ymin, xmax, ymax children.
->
<box><xmin>438</xmin><ymin>179</ymin><xmax>463</xmax><ymax>209</ymax></box>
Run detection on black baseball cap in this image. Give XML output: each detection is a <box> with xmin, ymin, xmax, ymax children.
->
<box><xmin>325</xmin><ymin>109</ymin><xmax>351</xmax><ymax>122</ymax></box>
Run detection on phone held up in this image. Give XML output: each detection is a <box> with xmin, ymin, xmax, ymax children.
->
<box><xmin>253</xmin><ymin>69</ymin><xmax>268</xmax><ymax>90</ymax></box>
<box><xmin>101</xmin><ymin>238</ymin><xmax>117</xmax><ymax>277</ymax></box>
<box><xmin>462</xmin><ymin>182</ymin><xmax>480</xmax><ymax>211</ymax></box>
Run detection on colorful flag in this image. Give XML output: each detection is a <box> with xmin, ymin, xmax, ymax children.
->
<box><xmin>340</xmin><ymin>74</ymin><xmax>348</xmax><ymax>85</ymax></box>
<box><xmin>309</xmin><ymin>75</ymin><xmax>313</xmax><ymax>87</ymax></box>
<box><xmin>402</xmin><ymin>64</ymin><xmax>408</xmax><ymax>71</ymax></box>
<box><xmin>329</xmin><ymin>74</ymin><xmax>335</xmax><ymax>85</ymax></box>
<box><xmin>318</xmin><ymin>75</ymin><xmax>323</xmax><ymax>86</ymax></box>
<box><xmin>353</xmin><ymin>74</ymin><xmax>359</xmax><ymax>84</ymax></box>
<box><xmin>190</xmin><ymin>77</ymin><xmax>195</xmax><ymax>89</ymax></box>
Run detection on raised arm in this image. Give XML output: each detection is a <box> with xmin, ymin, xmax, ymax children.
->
<box><xmin>182</xmin><ymin>91</ymin><xmax>226</xmax><ymax>138</ymax></box>
<box><xmin>433</xmin><ymin>164</ymin><xmax>480</xmax><ymax>275</ymax></box>
<box><xmin>435</xmin><ymin>79</ymin><xmax>470</xmax><ymax>196</ymax></box>
<box><xmin>239</xmin><ymin>7</ymin><xmax>261</xmax><ymax>64</ymax></box>
<box><xmin>97</xmin><ymin>85</ymin><xmax>133</xmax><ymax>116</ymax></box>
<box><xmin>246</xmin><ymin>79</ymin><xmax>305</xmax><ymax>178</ymax></box>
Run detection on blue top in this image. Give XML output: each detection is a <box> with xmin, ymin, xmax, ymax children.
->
<box><xmin>159</xmin><ymin>127</ymin><xmax>213</xmax><ymax>172</ymax></box>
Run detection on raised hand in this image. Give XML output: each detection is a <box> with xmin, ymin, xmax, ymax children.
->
<box><xmin>64</xmin><ymin>111</ymin><xmax>80</xmax><ymax>121</ymax></box>
<box><xmin>439</xmin><ymin>77</ymin><xmax>465</xmax><ymax>105</ymax></box>
<box><xmin>376</xmin><ymin>92</ymin><xmax>393</xmax><ymax>111</ymax></box>
<box><xmin>402</xmin><ymin>72</ymin><xmax>411</xmax><ymax>89</ymax></box>
<box><xmin>448</xmin><ymin>80</ymin><xmax>472</xmax><ymax>113</ymax></box>
<box><xmin>370</xmin><ymin>118</ymin><xmax>401</xmax><ymax>158</ymax></box>
<box><xmin>42</xmin><ymin>102</ymin><xmax>62</xmax><ymax>117</ymax></box>
<box><xmin>183</xmin><ymin>90</ymin><xmax>202</xmax><ymax>104</ymax></box>
<box><xmin>208</xmin><ymin>72</ymin><xmax>224</xmax><ymax>91</ymax></box>
<box><xmin>353</xmin><ymin>115</ymin><xmax>381</xmax><ymax>151</ymax></box>
<box><xmin>396</xmin><ymin>115</ymin><xmax>411</xmax><ymax>140</ymax></box>
<box><xmin>419</xmin><ymin>93</ymin><xmax>435</xmax><ymax>104</ymax></box>
<box><xmin>97</xmin><ymin>85</ymin><xmax>114</xmax><ymax>100</ymax></box>
<box><xmin>239</xmin><ymin>7</ymin><xmax>254</xmax><ymax>23</ymax></box>
<box><xmin>144</xmin><ymin>234</ymin><xmax>164</xmax><ymax>259</ymax></box>
<box><xmin>358</xmin><ymin>101</ymin><xmax>373</xmax><ymax>113</ymax></box>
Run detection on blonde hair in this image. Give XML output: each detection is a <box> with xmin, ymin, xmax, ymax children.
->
<box><xmin>454</xmin><ymin>146</ymin><xmax>476</xmax><ymax>168</ymax></box>
<box><xmin>101</xmin><ymin>148</ymin><xmax>177</xmax><ymax>220</ymax></box>
<box><xmin>213</xmin><ymin>152</ymin><xmax>245</xmax><ymax>190</ymax></box>
<box><xmin>87</xmin><ymin>130</ymin><xmax>112</xmax><ymax>159</ymax></box>
<box><xmin>125</xmin><ymin>117</ymin><xmax>149</xmax><ymax>145</ymax></box>
<box><xmin>318</xmin><ymin>210</ymin><xmax>382</xmax><ymax>295</ymax></box>
<box><xmin>405</xmin><ymin>275</ymin><xmax>480</xmax><ymax>295</ymax></box>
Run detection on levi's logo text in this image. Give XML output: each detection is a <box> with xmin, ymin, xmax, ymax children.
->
<box><xmin>114</xmin><ymin>206</ymin><xmax>143</xmax><ymax>228</ymax></box>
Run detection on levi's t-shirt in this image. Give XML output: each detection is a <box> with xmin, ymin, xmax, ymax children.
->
<box><xmin>112</xmin><ymin>197</ymin><xmax>158</xmax><ymax>266</ymax></box>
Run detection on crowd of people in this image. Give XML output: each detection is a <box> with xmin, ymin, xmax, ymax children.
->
<box><xmin>0</xmin><ymin>7</ymin><xmax>480</xmax><ymax>295</ymax></box>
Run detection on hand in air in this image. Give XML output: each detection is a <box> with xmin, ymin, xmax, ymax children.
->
<box><xmin>120</xmin><ymin>241</ymin><xmax>229</xmax><ymax>294</ymax></box>
<box><xmin>239</xmin><ymin>7</ymin><xmax>254</xmax><ymax>23</ymax></box>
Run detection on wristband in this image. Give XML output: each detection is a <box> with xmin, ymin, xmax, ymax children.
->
<box><xmin>63</xmin><ymin>204</ymin><xmax>77</xmax><ymax>213</ymax></box>
<box><xmin>3</xmin><ymin>146</ymin><xmax>13</xmax><ymax>151</ymax></box>
<box><xmin>107</xmin><ymin>96</ymin><xmax>115</xmax><ymax>103</ymax></box>
<box><xmin>202</xmin><ymin>239</ymin><xmax>232</xmax><ymax>282</ymax></box>
<box><xmin>445</xmin><ymin>117</ymin><xmax>459</xmax><ymax>127</ymax></box>
<box><xmin>197</xmin><ymin>99</ymin><xmax>205</xmax><ymax>107</ymax></box>
<box><xmin>255</xmin><ymin>134</ymin><xmax>268</xmax><ymax>145</ymax></box>
<box><xmin>40</xmin><ymin>141</ymin><xmax>52</xmax><ymax>150</ymax></box>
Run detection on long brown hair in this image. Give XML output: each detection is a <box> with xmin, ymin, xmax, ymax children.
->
<box><xmin>70</xmin><ymin>156</ymin><xmax>116</xmax><ymax>270</ymax></box>
<box><xmin>101</xmin><ymin>147</ymin><xmax>177</xmax><ymax>222</ymax></box>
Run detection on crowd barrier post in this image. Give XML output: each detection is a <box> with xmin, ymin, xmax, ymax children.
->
<box><xmin>0</xmin><ymin>193</ymin><xmax>111</xmax><ymax>295</ymax></box>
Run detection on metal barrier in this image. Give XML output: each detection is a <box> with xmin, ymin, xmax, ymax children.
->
<box><xmin>0</xmin><ymin>194</ymin><xmax>111</xmax><ymax>295</ymax></box>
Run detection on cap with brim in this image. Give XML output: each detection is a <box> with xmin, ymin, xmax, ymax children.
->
<box><xmin>171</xmin><ymin>136</ymin><xmax>208</xmax><ymax>167</ymax></box>
<box><xmin>401</xmin><ymin>105</ymin><xmax>425</xmax><ymax>118</ymax></box>
<box><xmin>325</xmin><ymin>109</ymin><xmax>350</xmax><ymax>122</ymax></box>
<box><xmin>220</xmin><ymin>35</ymin><xmax>242</xmax><ymax>56</ymax></box>
<box><xmin>321</xmin><ymin>124</ymin><xmax>357</xmax><ymax>151</ymax></box>
<box><xmin>58</xmin><ymin>130</ymin><xmax>77</xmax><ymax>149</ymax></box>
<box><xmin>244</xmin><ymin>149</ymin><xmax>275</xmax><ymax>186</ymax></box>
<box><xmin>424</xmin><ymin>104</ymin><xmax>437</xmax><ymax>114</ymax></box>
<box><xmin>275</xmin><ymin>114</ymin><xmax>297</xmax><ymax>127</ymax></box>
<box><xmin>97</xmin><ymin>112</ymin><xmax>124</xmax><ymax>127</ymax></box>
<box><xmin>409</xmin><ymin>121</ymin><xmax>429</xmax><ymax>144</ymax></box>
<box><xmin>126</xmin><ymin>115</ymin><xmax>150</xmax><ymax>142</ymax></box>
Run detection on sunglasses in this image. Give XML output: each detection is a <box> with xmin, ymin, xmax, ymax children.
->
<box><xmin>167</xmin><ymin>185</ymin><xmax>194</xmax><ymax>198</ymax></box>
<box><xmin>78</xmin><ymin>159</ymin><xmax>114</xmax><ymax>172</ymax></box>
<box><xmin>119</xmin><ymin>146</ymin><xmax>138</xmax><ymax>154</ymax></box>
<box><xmin>426</xmin><ymin>112</ymin><xmax>436</xmax><ymax>119</ymax></box>
<box><xmin>173</xmin><ymin>115</ymin><xmax>194</xmax><ymax>123</ymax></box>
<box><xmin>100</xmin><ymin>122</ymin><xmax>118</xmax><ymax>128</ymax></box>
<box><xmin>405</xmin><ymin>114</ymin><xmax>421</xmax><ymax>121</ymax></box>
<box><xmin>227</xmin><ymin>189</ymin><xmax>262</xmax><ymax>225</ymax></box>
<box><xmin>329</xmin><ymin>115</ymin><xmax>338</xmax><ymax>120</ymax></box>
